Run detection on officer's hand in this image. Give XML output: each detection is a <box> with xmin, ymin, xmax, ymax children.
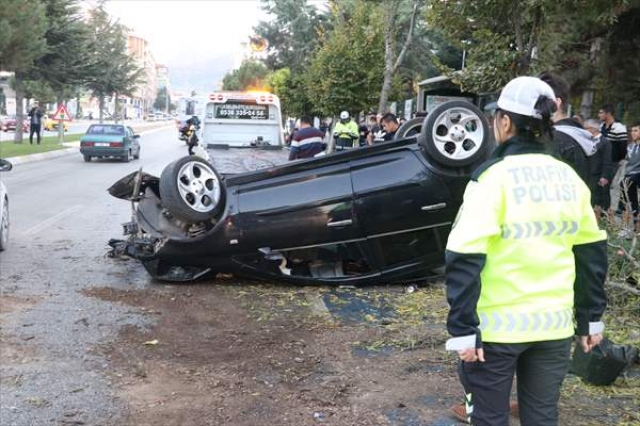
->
<box><xmin>598</xmin><ymin>178</ymin><xmax>609</xmax><ymax>187</ymax></box>
<box><xmin>458</xmin><ymin>347</ymin><xmax>485</xmax><ymax>363</ymax></box>
<box><xmin>580</xmin><ymin>333</ymin><xmax>603</xmax><ymax>353</ymax></box>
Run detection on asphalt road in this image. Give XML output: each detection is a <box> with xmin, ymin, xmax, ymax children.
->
<box><xmin>0</xmin><ymin>127</ymin><xmax>288</xmax><ymax>425</ymax></box>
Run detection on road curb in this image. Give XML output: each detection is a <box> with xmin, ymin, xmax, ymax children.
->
<box><xmin>5</xmin><ymin>124</ymin><xmax>173</xmax><ymax>166</ymax></box>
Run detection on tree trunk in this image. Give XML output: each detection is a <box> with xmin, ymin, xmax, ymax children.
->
<box><xmin>377</xmin><ymin>0</ymin><xmax>420</xmax><ymax>114</ymax></box>
<box><xmin>13</xmin><ymin>72</ymin><xmax>25</xmax><ymax>144</ymax></box>
<box><xmin>114</xmin><ymin>92</ymin><xmax>119</xmax><ymax>125</ymax></box>
<box><xmin>99</xmin><ymin>96</ymin><xmax>105</xmax><ymax>124</ymax></box>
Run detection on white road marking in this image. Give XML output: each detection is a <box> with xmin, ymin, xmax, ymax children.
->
<box><xmin>23</xmin><ymin>205</ymin><xmax>83</xmax><ymax>236</ymax></box>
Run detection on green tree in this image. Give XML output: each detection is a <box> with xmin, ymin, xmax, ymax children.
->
<box><xmin>0</xmin><ymin>0</ymin><xmax>47</xmax><ymax>142</ymax></box>
<box><xmin>153</xmin><ymin>87</ymin><xmax>171</xmax><ymax>112</ymax></box>
<box><xmin>27</xmin><ymin>0</ymin><xmax>93</xmax><ymax>140</ymax></box>
<box><xmin>266</xmin><ymin>67</ymin><xmax>316</xmax><ymax>117</ymax></box>
<box><xmin>306</xmin><ymin>0</ymin><xmax>385</xmax><ymax>116</ymax></box>
<box><xmin>428</xmin><ymin>0</ymin><xmax>631</xmax><ymax>96</ymax></box>
<box><xmin>221</xmin><ymin>60</ymin><xmax>269</xmax><ymax>91</ymax></box>
<box><xmin>254</xmin><ymin>0</ymin><xmax>330</xmax><ymax>72</ymax></box>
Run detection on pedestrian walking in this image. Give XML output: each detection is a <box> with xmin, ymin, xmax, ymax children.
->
<box><xmin>288</xmin><ymin>116</ymin><xmax>326</xmax><ymax>160</ymax></box>
<box><xmin>28</xmin><ymin>102</ymin><xmax>44</xmax><ymax>145</ymax></box>
<box><xmin>445</xmin><ymin>76</ymin><xmax>607</xmax><ymax>426</ymax></box>
<box><xmin>617</xmin><ymin>122</ymin><xmax>640</xmax><ymax>220</ymax></box>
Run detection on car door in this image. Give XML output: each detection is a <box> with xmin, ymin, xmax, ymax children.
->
<box><xmin>232</xmin><ymin>160</ymin><xmax>379</xmax><ymax>281</ymax></box>
<box><xmin>351</xmin><ymin>147</ymin><xmax>456</xmax><ymax>280</ymax></box>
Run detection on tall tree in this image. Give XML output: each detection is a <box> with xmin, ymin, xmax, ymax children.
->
<box><xmin>24</xmin><ymin>0</ymin><xmax>93</xmax><ymax>141</ymax></box>
<box><xmin>0</xmin><ymin>0</ymin><xmax>47</xmax><ymax>142</ymax></box>
<box><xmin>254</xmin><ymin>0</ymin><xmax>330</xmax><ymax>72</ymax></box>
<box><xmin>84</xmin><ymin>4</ymin><xmax>143</xmax><ymax>124</ymax></box>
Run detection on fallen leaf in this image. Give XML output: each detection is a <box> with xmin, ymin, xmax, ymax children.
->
<box><xmin>143</xmin><ymin>339</ymin><xmax>159</xmax><ymax>346</ymax></box>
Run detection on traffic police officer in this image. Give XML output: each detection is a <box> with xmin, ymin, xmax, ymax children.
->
<box><xmin>445</xmin><ymin>76</ymin><xmax>607</xmax><ymax>426</ymax></box>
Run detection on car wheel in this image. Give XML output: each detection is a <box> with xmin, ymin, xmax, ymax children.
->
<box><xmin>83</xmin><ymin>154</ymin><xmax>92</xmax><ymax>162</ymax></box>
<box><xmin>159</xmin><ymin>156</ymin><xmax>226</xmax><ymax>223</ymax></box>
<box><xmin>394</xmin><ymin>117</ymin><xmax>424</xmax><ymax>140</ymax></box>
<box><xmin>123</xmin><ymin>150</ymin><xmax>132</xmax><ymax>163</ymax></box>
<box><xmin>0</xmin><ymin>197</ymin><xmax>8</xmax><ymax>251</ymax></box>
<box><xmin>421</xmin><ymin>101</ymin><xmax>492</xmax><ymax>168</ymax></box>
<box><xmin>133</xmin><ymin>148</ymin><xmax>140</xmax><ymax>160</ymax></box>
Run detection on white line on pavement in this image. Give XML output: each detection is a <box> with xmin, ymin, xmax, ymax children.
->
<box><xmin>23</xmin><ymin>205</ymin><xmax>83</xmax><ymax>236</ymax></box>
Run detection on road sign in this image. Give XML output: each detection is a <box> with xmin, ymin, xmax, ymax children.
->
<box><xmin>52</xmin><ymin>103</ymin><xmax>73</xmax><ymax>122</ymax></box>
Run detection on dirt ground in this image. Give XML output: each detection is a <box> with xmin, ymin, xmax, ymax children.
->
<box><xmin>78</xmin><ymin>277</ymin><xmax>639</xmax><ymax>426</ymax></box>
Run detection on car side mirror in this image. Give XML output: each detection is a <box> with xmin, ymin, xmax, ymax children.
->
<box><xmin>133</xmin><ymin>134</ymin><xmax>140</xmax><ymax>139</ymax></box>
<box><xmin>0</xmin><ymin>159</ymin><xmax>13</xmax><ymax>172</ymax></box>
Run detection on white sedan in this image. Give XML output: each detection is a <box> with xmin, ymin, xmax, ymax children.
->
<box><xmin>0</xmin><ymin>158</ymin><xmax>12</xmax><ymax>250</ymax></box>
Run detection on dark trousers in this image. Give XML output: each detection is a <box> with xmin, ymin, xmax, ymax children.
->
<box><xmin>29</xmin><ymin>123</ymin><xmax>41</xmax><ymax>144</ymax></box>
<box><xmin>458</xmin><ymin>338</ymin><xmax>572</xmax><ymax>426</ymax></box>
<box><xmin>618</xmin><ymin>174</ymin><xmax>640</xmax><ymax>216</ymax></box>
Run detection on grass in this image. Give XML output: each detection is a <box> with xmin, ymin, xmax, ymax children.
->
<box><xmin>0</xmin><ymin>133</ymin><xmax>79</xmax><ymax>158</ymax></box>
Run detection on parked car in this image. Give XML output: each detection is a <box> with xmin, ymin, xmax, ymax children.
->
<box><xmin>43</xmin><ymin>115</ymin><xmax>69</xmax><ymax>131</ymax></box>
<box><xmin>0</xmin><ymin>158</ymin><xmax>12</xmax><ymax>251</ymax></box>
<box><xmin>108</xmin><ymin>101</ymin><xmax>494</xmax><ymax>284</ymax></box>
<box><xmin>79</xmin><ymin>124</ymin><xmax>141</xmax><ymax>163</ymax></box>
<box><xmin>1</xmin><ymin>115</ymin><xmax>29</xmax><ymax>132</ymax></box>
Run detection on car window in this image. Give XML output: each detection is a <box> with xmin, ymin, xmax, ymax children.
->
<box><xmin>87</xmin><ymin>125</ymin><xmax>125</xmax><ymax>135</ymax></box>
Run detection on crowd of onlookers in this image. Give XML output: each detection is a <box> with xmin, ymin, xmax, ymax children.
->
<box><xmin>285</xmin><ymin>75</ymin><xmax>639</xmax><ymax>226</ymax></box>
<box><xmin>537</xmin><ymin>72</ymin><xmax>639</xmax><ymax>226</ymax></box>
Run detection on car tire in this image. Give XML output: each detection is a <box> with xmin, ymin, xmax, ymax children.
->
<box><xmin>421</xmin><ymin>101</ymin><xmax>492</xmax><ymax>168</ymax></box>
<box><xmin>134</xmin><ymin>149</ymin><xmax>140</xmax><ymax>160</ymax></box>
<box><xmin>83</xmin><ymin>155</ymin><xmax>92</xmax><ymax>162</ymax></box>
<box><xmin>159</xmin><ymin>156</ymin><xmax>226</xmax><ymax>223</ymax></box>
<box><xmin>394</xmin><ymin>117</ymin><xmax>423</xmax><ymax>140</ymax></box>
<box><xmin>0</xmin><ymin>197</ymin><xmax>8</xmax><ymax>251</ymax></box>
<box><xmin>122</xmin><ymin>150</ymin><xmax>131</xmax><ymax>163</ymax></box>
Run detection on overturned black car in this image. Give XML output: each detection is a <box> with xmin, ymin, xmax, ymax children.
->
<box><xmin>108</xmin><ymin>101</ymin><xmax>494</xmax><ymax>284</ymax></box>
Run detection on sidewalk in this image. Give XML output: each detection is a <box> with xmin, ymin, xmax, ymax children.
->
<box><xmin>5</xmin><ymin>122</ymin><xmax>174</xmax><ymax>166</ymax></box>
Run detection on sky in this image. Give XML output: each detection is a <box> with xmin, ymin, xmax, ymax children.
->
<box><xmin>101</xmin><ymin>0</ymin><xmax>271</xmax><ymax>92</ymax></box>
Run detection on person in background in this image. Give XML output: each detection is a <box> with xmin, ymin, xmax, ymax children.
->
<box><xmin>583</xmin><ymin>118</ymin><xmax>614</xmax><ymax>211</ymax></box>
<box><xmin>598</xmin><ymin>103</ymin><xmax>628</xmax><ymax>212</ymax></box>
<box><xmin>288</xmin><ymin>116</ymin><xmax>326</xmax><ymax>160</ymax></box>
<box><xmin>366</xmin><ymin>114</ymin><xmax>383</xmax><ymax>145</ymax></box>
<box><xmin>333</xmin><ymin>111</ymin><xmax>359</xmax><ymax>151</ymax></box>
<box><xmin>27</xmin><ymin>101</ymin><xmax>44</xmax><ymax>145</ymax></box>
<box><xmin>538</xmin><ymin>71</ymin><xmax>596</xmax><ymax>186</ymax></box>
<box><xmin>446</xmin><ymin>76</ymin><xmax>607</xmax><ymax>426</ymax></box>
<box><xmin>358</xmin><ymin>119</ymin><xmax>370</xmax><ymax>147</ymax></box>
<box><xmin>617</xmin><ymin>122</ymin><xmax>640</xmax><ymax>220</ymax></box>
<box><xmin>380</xmin><ymin>113</ymin><xmax>399</xmax><ymax>141</ymax></box>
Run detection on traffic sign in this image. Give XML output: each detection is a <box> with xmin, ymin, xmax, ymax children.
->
<box><xmin>52</xmin><ymin>103</ymin><xmax>72</xmax><ymax>122</ymax></box>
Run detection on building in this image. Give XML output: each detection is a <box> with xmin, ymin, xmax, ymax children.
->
<box><xmin>126</xmin><ymin>34</ymin><xmax>158</xmax><ymax>118</ymax></box>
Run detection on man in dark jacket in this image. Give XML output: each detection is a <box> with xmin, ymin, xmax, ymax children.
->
<box><xmin>27</xmin><ymin>102</ymin><xmax>44</xmax><ymax>145</ymax></box>
<box><xmin>584</xmin><ymin>118</ymin><xmax>614</xmax><ymax>210</ymax></box>
<box><xmin>538</xmin><ymin>72</ymin><xmax>597</xmax><ymax>186</ymax></box>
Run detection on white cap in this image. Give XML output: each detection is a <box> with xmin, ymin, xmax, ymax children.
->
<box><xmin>340</xmin><ymin>111</ymin><xmax>349</xmax><ymax>119</ymax></box>
<box><xmin>496</xmin><ymin>76</ymin><xmax>556</xmax><ymax>119</ymax></box>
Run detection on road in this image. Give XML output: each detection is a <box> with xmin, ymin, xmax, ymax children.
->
<box><xmin>0</xmin><ymin>127</ymin><xmax>189</xmax><ymax>425</ymax></box>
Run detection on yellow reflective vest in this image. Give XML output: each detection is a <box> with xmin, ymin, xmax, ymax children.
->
<box><xmin>446</xmin><ymin>138</ymin><xmax>607</xmax><ymax>345</ymax></box>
